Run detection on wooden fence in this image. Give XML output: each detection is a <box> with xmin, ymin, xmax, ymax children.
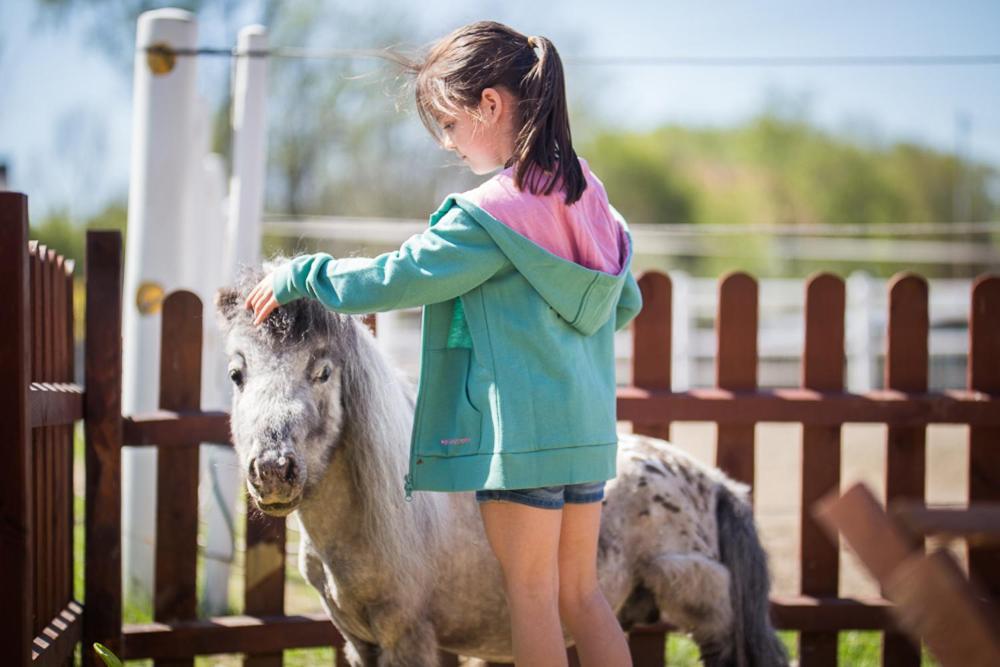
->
<box><xmin>1</xmin><ymin>193</ymin><xmax>81</xmax><ymax>666</ymax></box>
<box><xmin>2</xmin><ymin>189</ymin><xmax>999</xmax><ymax>666</ymax></box>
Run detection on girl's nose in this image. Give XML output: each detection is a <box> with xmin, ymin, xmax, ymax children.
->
<box><xmin>442</xmin><ymin>135</ymin><xmax>455</xmax><ymax>151</ymax></box>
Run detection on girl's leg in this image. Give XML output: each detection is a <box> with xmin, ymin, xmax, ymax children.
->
<box><xmin>478</xmin><ymin>499</ymin><xmax>568</xmax><ymax>667</ymax></box>
<box><xmin>558</xmin><ymin>501</ymin><xmax>633</xmax><ymax>667</ymax></box>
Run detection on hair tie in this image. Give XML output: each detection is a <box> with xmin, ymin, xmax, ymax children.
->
<box><xmin>527</xmin><ymin>35</ymin><xmax>541</xmax><ymax>52</ymax></box>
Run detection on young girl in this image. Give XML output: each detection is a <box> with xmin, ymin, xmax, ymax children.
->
<box><xmin>245</xmin><ymin>21</ymin><xmax>640</xmax><ymax>667</ymax></box>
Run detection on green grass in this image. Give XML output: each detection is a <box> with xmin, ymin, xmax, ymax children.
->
<box><xmin>664</xmin><ymin>629</ymin><xmax>940</xmax><ymax>666</ymax></box>
<box><xmin>70</xmin><ymin>423</ymin><xmax>941</xmax><ymax>666</ymax></box>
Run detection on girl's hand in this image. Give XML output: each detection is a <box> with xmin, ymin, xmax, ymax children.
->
<box><xmin>245</xmin><ymin>273</ymin><xmax>280</xmax><ymax>326</ymax></box>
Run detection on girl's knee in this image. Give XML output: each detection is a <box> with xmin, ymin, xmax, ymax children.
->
<box><xmin>558</xmin><ymin>581</ymin><xmax>602</xmax><ymax>611</ymax></box>
<box><xmin>500</xmin><ymin>568</ymin><xmax>560</xmax><ymax>600</ymax></box>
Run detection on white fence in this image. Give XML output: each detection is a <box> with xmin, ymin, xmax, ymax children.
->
<box><xmin>368</xmin><ymin>271</ymin><xmax>970</xmax><ymax>393</ymax></box>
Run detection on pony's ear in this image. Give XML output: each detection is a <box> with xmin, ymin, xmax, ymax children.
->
<box><xmin>214</xmin><ymin>286</ymin><xmax>245</xmax><ymax>331</ymax></box>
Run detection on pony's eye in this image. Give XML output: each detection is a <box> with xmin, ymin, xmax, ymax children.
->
<box><xmin>315</xmin><ymin>366</ymin><xmax>332</xmax><ymax>384</ymax></box>
<box><xmin>229</xmin><ymin>368</ymin><xmax>244</xmax><ymax>388</ymax></box>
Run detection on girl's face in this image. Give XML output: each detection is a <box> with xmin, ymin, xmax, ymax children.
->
<box><xmin>436</xmin><ymin>87</ymin><xmax>516</xmax><ymax>175</ymax></box>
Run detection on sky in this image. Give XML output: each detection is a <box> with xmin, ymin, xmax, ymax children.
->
<box><xmin>2</xmin><ymin>0</ymin><xmax>999</xmax><ymax>221</ymax></box>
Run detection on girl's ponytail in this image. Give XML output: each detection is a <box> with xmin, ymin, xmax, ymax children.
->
<box><xmin>400</xmin><ymin>21</ymin><xmax>588</xmax><ymax>206</ymax></box>
<box><xmin>512</xmin><ymin>35</ymin><xmax>586</xmax><ymax>205</ymax></box>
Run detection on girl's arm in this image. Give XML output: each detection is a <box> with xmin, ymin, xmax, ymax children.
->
<box><xmin>615</xmin><ymin>269</ymin><xmax>642</xmax><ymax>331</ymax></box>
<box><xmin>263</xmin><ymin>206</ymin><xmax>509</xmax><ymax>317</ymax></box>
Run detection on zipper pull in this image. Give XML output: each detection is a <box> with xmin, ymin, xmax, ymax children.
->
<box><xmin>403</xmin><ymin>473</ymin><xmax>413</xmax><ymax>503</ymax></box>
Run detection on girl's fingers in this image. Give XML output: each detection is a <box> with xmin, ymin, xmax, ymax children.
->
<box><xmin>244</xmin><ymin>275</ymin><xmax>275</xmax><ymax>323</ymax></box>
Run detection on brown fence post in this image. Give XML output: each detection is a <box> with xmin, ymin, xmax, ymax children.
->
<box><xmin>244</xmin><ymin>506</ymin><xmax>287</xmax><ymax>667</ymax></box>
<box><xmin>34</xmin><ymin>244</ymin><xmax>52</xmax><ymax>633</ymax></box>
<box><xmin>84</xmin><ymin>230</ymin><xmax>125</xmax><ymax>666</ymax></box>
<box><xmin>799</xmin><ymin>272</ymin><xmax>845</xmax><ymax>666</ymax></box>
<box><xmin>0</xmin><ymin>192</ymin><xmax>34</xmax><ymax>666</ymax></box>
<box><xmin>882</xmin><ymin>272</ymin><xmax>928</xmax><ymax>666</ymax></box>
<box><xmin>627</xmin><ymin>271</ymin><xmax>671</xmax><ymax>666</ymax></box>
<box><xmin>154</xmin><ymin>291</ymin><xmax>204</xmax><ymax>667</ymax></box>
<box><xmin>64</xmin><ymin>254</ymin><xmax>77</xmax><ymax>634</ymax></box>
<box><xmin>716</xmin><ymin>271</ymin><xmax>758</xmax><ymax>494</ymax></box>
<box><xmin>631</xmin><ymin>271</ymin><xmax>672</xmax><ymax>441</ymax></box>
<box><xmin>968</xmin><ymin>274</ymin><xmax>1000</xmax><ymax>600</ymax></box>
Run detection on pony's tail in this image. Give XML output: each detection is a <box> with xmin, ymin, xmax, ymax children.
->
<box><xmin>708</xmin><ymin>483</ymin><xmax>789</xmax><ymax>667</ymax></box>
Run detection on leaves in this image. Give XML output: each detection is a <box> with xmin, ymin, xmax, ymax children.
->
<box><xmin>92</xmin><ymin>642</ymin><xmax>123</xmax><ymax>667</ymax></box>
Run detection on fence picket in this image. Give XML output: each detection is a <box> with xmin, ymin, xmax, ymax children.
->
<box><xmin>83</xmin><ymin>230</ymin><xmax>125</xmax><ymax>667</ymax></box>
<box><xmin>882</xmin><ymin>273</ymin><xmax>928</xmax><ymax>666</ymax></box>
<box><xmin>154</xmin><ymin>292</ymin><xmax>203</xmax><ymax>667</ymax></box>
<box><xmin>628</xmin><ymin>271</ymin><xmax>672</xmax><ymax>664</ymax></box>
<box><xmin>632</xmin><ymin>271</ymin><xmax>672</xmax><ymax>441</ymax></box>
<box><xmin>0</xmin><ymin>193</ymin><xmax>34</xmax><ymax>666</ymax></box>
<box><xmin>968</xmin><ymin>275</ymin><xmax>1000</xmax><ymax>601</ymax></box>
<box><xmin>799</xmin><ymin>273</ymin><xmax>845</xmax><ymax>666</ymax></box>
<box><xmin>716</xmin><ymin>272</ymin><xmax>758</xmax><ymax>494</ymax></box>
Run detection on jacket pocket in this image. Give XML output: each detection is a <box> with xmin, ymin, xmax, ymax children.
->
<box><xmin>415</xmin><ymin>347</ymin><xmax>483</xmax><ymax>458</ymax></box>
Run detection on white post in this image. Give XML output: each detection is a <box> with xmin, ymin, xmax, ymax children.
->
<box><xmin>182</xmin><ymin>93</ymin><xmax>239</xmax><ymax>615</ymax></box>
<box><xmin>201</xmin><ymin>25</ymin><xmax>270</xmax><ymax>615</ymax></box>
<box><xmin>223</xmin><ymin>25</ymin><xmax>269</xmax><ymax>281</ymax></box>
<box><xmin>846</xmin><ymin>270</ymin><xmax>875</xmax><ymax>393</ymax></box>
<box><xmin>669</xmin><ymin>269</ymin><xmax>692</xmax><ymax>391</ymax></box>
<box><xmin>198</xmin><ymin>148</ymin><xmax>238</xmax><ymax>614</ymax></box>
<box><xmin>122</xmin><ymin>8</ymin><xmax>199</xmax><ymax>604</ymax></box>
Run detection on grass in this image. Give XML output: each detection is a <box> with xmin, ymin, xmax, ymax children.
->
<box><xmin>665</xmin><ymin>630</ymin><xmax>940</xmax><ymax>666</ymax></box>
<box><xmin>69</xmin><ymin>423</ymin><xmax>941</xmax><ymax>666</ymax></box>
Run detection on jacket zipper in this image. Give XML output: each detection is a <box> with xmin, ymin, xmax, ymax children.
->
<box><xmin>404</xmin><ymin>307</ymin><xmax>432</xmax><ymax>503</ymax></box>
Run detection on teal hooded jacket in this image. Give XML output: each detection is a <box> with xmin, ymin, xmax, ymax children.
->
<box><xmin>271</xmin><ymin>194</ymin><xmax>642</xmax><ymax>500</ymax></box>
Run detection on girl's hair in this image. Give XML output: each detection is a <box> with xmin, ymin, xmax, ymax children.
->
<box><xmin>390</xmin><ymin>21</ymin><xmax>586</xmax><ymax>205</ymax></box>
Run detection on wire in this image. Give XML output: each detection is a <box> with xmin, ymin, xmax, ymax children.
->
<box><xmin>142</xmin><ymin>45</ymin><xmax>1000</xmax><ymax>67</ymax></box>
<box><xmin>144</xmin><ymin>45</ymin><xmax>407</xmax><ymax>61</ymax></box>
<box><xmin>567</xmin><ymin>54</ymin><xmax>1000</xmax><ymax>67</ymax></box>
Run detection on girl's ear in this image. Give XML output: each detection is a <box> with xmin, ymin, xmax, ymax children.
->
<box><xmin>480</xmin><ymin>87</ymin><xmax>503</xmax><ymax>125</ymax></box>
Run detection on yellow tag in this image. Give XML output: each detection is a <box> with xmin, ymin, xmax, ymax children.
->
<box><xmin>146</xmin><ymin>42</ymin><xmax>176</xmax><ymax>76</ymax></box>
<box><xmin>136</xmin><ymin>281</ymin><xmax>165</xmax><ymax>315</ymax></box>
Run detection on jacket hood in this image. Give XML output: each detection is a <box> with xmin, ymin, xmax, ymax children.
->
<box><xmin>438</xmin><ymin>193</ymin><xmax>634</xmax><ymax>337</ymax></box>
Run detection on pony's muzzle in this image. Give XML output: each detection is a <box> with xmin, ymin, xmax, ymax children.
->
<box><xmin>246</xmin><ymin>450</ymin><xmax>302</xmax><ymax>507</ymax></box>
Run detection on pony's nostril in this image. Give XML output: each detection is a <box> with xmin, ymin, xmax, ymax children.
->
<box><xmin>282</xmin><ymin>456</ymin><xmax>297</xmax><ymax>483</ymax></box>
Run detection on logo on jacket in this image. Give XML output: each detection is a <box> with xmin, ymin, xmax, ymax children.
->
<box><xmin>440</xmin><ymin>437</ymin><xmax>471</xmax><ymax>445</ymax></box>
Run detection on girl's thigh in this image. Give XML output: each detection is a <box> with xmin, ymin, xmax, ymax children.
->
<box><xmin>478</xmin><ymin>497</ymin><xmax>562</xmax><ymax>583</ymax></box>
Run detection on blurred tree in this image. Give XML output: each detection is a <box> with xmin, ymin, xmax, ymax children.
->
<box><xmin>583</xmin><ymin>130</ymin><xmax>696</xmax><ymax>224</ymax></box>
<box><xmin>31</xmin><ymin>0</ymin><xmax>478</xmax><ymax>223</ymax></box>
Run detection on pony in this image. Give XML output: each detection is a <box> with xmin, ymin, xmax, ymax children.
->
<box><xmin>214</xmin><ymin>259</ymin><xmax>788</xmax><ymax>667</ymax></box>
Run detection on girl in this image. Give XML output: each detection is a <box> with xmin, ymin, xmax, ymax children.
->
<box><xmin>246</xmin><ymin>21</ymin><xmax>640</xmax><ymax>667</ymax></box>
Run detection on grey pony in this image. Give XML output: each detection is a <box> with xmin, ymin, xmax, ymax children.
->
<box><xmin>214</xmin><ymin>258</ymin><xmax>789</xmax><ymax>667</ymax></box>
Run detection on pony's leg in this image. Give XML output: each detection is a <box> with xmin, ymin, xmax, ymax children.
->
<box><xmin>374</xmin><ymin>620</ymin><xmax>440</xmax><ymax>667</ymax></box>
<box><xmin>340</xmin><ymin>634</ymin><xmax>380</xmax><ymax>667</ymax></box>
<box><xmin>639</xmin><ymin>553</ymin><xmax>733</xmax><ymax>649</ymax></box>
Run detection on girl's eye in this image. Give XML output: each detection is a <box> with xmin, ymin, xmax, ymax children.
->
<box><xmin>443</xmin><ymin>122</ymin><xmax>455</xmax><ymax>131</ymax></box>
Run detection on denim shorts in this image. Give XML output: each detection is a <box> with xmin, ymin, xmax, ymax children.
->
<box><xmin>475</xmin><ymin>480</ymin><xmax>606</xmax><ymax>510</ymax></box>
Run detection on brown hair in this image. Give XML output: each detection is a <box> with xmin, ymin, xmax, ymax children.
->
<box><xmin>389</xmin><ymin>21</ymin><xmax>586</xmax><ymax>205</ymax></box>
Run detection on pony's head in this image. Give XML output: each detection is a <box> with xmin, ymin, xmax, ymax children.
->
<box><xmin>214</xmin><ymin>258</ymin><xmax>360</xmax><ymax>516</ymax></box>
